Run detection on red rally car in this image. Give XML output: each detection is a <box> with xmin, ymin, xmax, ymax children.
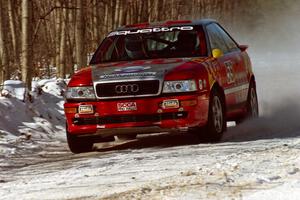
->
<box><xmin>64</xmin><ymin>19</ymin><xmax>258</xmax><ymax>153</ymax></box>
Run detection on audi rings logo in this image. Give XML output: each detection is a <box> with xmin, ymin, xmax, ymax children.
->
<box><xmin>115</xmin><ymin>84</ymin><xmax>139</xmax><ymax>94</ymax></box>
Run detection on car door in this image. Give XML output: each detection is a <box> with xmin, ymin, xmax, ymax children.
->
<box><xmin>206</xmin><ymin>23</ymin><xmax>248</xmax><ymax>112</ymax></box>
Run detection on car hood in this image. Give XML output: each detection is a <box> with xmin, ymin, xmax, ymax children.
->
<box><xmin>91</xmin><ymin>58</ymin><xmax>194</xmax><ymax>83</ymax></box>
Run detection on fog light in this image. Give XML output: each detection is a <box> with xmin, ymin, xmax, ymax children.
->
<box><xmin>180</xmin><ymin>99</ymin><xmax>197</xmax><ymax>107</ymax></box>
<box><xmin>64</xmin><ymin>107</ymin><xmax>77</xmax><ymax>114</ymax></box>
<box><xmin>78</xmin><ymin>105</ymin><xmax>94</xmax><ymax>114</ymax></box>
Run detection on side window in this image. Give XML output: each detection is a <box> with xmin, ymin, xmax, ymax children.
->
<box><xmin>214</xmin><ymin>24</ymin><xmax>239</xmax><ymax>52</ymax></box>
<box><xmin>206</xmin><ymin>23</ymin><xmax>228</xmax><ymax>54</ymax></box>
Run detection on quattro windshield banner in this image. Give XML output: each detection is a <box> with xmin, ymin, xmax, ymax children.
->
<box><xmin>107</xmin><ymin>26</ymin><xmax>194</xmax><ymax>37</ymax></box>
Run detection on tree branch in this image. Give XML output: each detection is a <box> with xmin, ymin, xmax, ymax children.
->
<box><xmin>33</xmin><ymin>6</ymin><xmax>79</xmax><ymax>43</ymax></box>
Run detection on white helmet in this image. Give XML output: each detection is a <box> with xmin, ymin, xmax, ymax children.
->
<box><xmin>125</xmin><ymin>35</ymin><xmax>146</xmax><ymax>59</ymax></box>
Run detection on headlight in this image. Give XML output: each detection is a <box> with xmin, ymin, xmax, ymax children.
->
<box><xmin>65</xmin><ymin>86</ymin><xmax>96</xmax><ymax>100</ymax></box>
<box><xmin>163</xmin><ymin>80</ymin><xmax>197</xmax><ymax>93</ymax></box>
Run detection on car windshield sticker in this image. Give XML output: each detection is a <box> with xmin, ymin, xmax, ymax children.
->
<box><xmin>107</xmin><ymin>26</ymin><xmax>194</xmax><ymax>37</ymax></box>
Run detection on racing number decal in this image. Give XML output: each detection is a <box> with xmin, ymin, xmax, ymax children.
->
<box><xmin>224</xmin><ymin>61</ymin><xmax>235</xmax><ymax>84</ymax></box>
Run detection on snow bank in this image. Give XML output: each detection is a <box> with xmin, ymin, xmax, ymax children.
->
<box><xmin>1</xmin><ymin>80</ymin><xmax>26</xmax><ymax>101</ymax></box>
<box><xmin>0</xmin><ymin>79</ymin><xmax>67</xmax><ymax>158</ymax></box>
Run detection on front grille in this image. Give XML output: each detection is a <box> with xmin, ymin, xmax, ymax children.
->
<box><xmin>95</xmin><ymin>80</ymin><xmax>160</xmax><ymax>98</ymax></box>
<box><xmin>73</xmin><ymin>112</ymin><xmax>188</xmax><ymax>125</ymax></box>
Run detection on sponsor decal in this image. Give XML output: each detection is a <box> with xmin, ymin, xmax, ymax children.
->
<box><xmin>162</xmin><ymin>99</ymin><xmax>180</xmax><ymax>109</ymax></box>
<box><xmin>224</xmin><ymin>61</ymin><xmax>235</xmax><ymax>84</ymax></box>
<box><xmin>224</xmin><ymin>83</ymin><xmax>249</xmax><ymax>95</ymax></box>
<box><xmin>117</xmin><ymin>102</ymin><xmax>137</xmax><ymax>111</ymax></box>
<box><xmin>78</xmin><ymin>105</ymin><xmax>94</xmax><ymax>114</ymax></box>
<box><xmin>114</xmin><ymin>66</ymin><xmax>151</xmax><ymax>73</ymax></box>
<box><xmin>224</xmin><ymin>83</ymin><xmax>249</xmax><ymax>103</ymax></box>
<box><xmin>107</xmin><ymin>26</ymin><xmax>194</xmax><ymax>37</ymax></box>
<box><xmin>100</xmin><ymin>72</ymin><xmax>156</xmax><ymax>79</ymax></box>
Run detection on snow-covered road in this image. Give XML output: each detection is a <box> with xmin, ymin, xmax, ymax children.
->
<box><xmin>1</xmin><ymin>127</ymin><xmax>300</xmax><ymax>200</ymax></box>
<box><xmin>1</xmin><ymin>57</ymin><xmax>300</xmax><ymax>199</ymax></box>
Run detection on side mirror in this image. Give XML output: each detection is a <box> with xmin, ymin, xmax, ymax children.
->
<box><xmin>239</xmin><ymin>45</ymin><xmax>248</xmax><ymax>52</ymax></box>
<box><xmin>212</xmin><ymin>48</ymin><xmax>223</xmax><ymax>58</ymax></box>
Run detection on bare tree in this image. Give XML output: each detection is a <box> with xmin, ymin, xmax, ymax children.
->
<box><xmin>8</xmin><ymin>0</ymin><xmax>20</xmax><ymax>69</ymax></box>
<box><xmin>75</xmin><ymin>0</ymin><xmax>86</xmax><ymax>70</ymax></box>
<box><xmin>0</xmin><ymin>0</ymin><xmax>291</xmax><ymax>82</ymax></box>
<box><xmin>0</xmin><ymin>0</ymin><xmax>10</xmax><ymax>83</ymax></box>
<box><xmin>55</xmin><ymin>0</ymin><xmax>62</xmax><ymax>71</ymax></box>
<box><xmin>58</xmin><ymin>1</ymin><xmax>67</xmax><ymax>78</ymax></box>
<box><xmin>21</xmin><ymin>0</ymin><xmax>33</xmax><ymax>89</ymax></box>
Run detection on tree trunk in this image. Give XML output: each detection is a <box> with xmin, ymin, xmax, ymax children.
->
<box><xmin>92</xmin><ymin>0</ymin><xmax>99</xmax><ymax>47</ymax></box>
<box><xmin>0</xmin><ymin>1</ymin><xmax>10</xmax><ymax>84</ymax></box>
<box><xmin>8</xmin><ymin>0</ymin><xmax>20</xmax><ymax>69</ymax></box>
<box><xmin>140</xmin><ymin>0</ymin><xmax>149</xmax><ymax>22</ymax></box>
<box><xmin>114</xmin><ymin>0</ymin><xmax>120</xmax><ymax>27</ymax></box>
<box><xmin>111</xmin><ymin>0</ymin><xmax>116</xmax><ymax>29</ymax></box>
<box><xmin>21</xmin><ymin>0</ymin><xmax>33</xmax><ymax>89</ymax></box>
<box><xmin>55</xmin><ymin>0</ymin><xmax>62</xmax><ymax>74</ymax></box>
<box><xmin>104</xmin><ymin>2</ymin><xmax>109</xmax><ymax>33</ymax></box>
<box><xmin>59</xmin><ymin>4</ymin><xmax>67</xmax><ymax>78</ymax></box>
<box><xmin>120</xmin><ymin>0</ymin><xmax>128</xmax><ymax>26</ymax></box>
<box><xmin>75</xmin><ymin>0</ymin><xmax>86</xmax><ymax>70</ymax></box>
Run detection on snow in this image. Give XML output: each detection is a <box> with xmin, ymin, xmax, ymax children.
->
<box><xmin>2</xmin><ymin>80</ymin><xmax>26</xmax><ymax>101</ymax></box>
<box><xmin>1</xmin><ymin>57</ymin><xmax>300</xmax><ymax>199</ymax></box>
<box><xmin>0</xmin><ymin>79</ymin><xmax>66</xmax><ymax>159</ymax></box>
<box><xmin>245</xmin><ymin>181</ymin><xmax>300</xmax><ymax>200</ymax></box>
<box><xmin>1</xmin><ymin>135</ymin><xmax>300</xmax><ymax>199</ymax></box>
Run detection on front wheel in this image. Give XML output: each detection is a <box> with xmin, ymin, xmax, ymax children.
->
<box><xmin>66</xmin><ymin>131</ymin><xmax>94</xmax><ymax>154</ymax></box>
<box><xmin>205</xmin><ymin>89</ymin><xmax>226</xmax><ymax>142</ymax></box>
<box><xmin>190</xmin><ymin>89</ymin><xmax>226</xmax><ymax>142</ymax></box>
<box><xmin>116</xmin><ymin>134</ymin><xmax>137</xmax><ymax>141</ymax></box>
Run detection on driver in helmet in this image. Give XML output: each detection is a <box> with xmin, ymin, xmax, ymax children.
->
<box><xmin>125</xmin><ymin>35</ymin><xmax>148</xmax><ymax>60</ymax></box>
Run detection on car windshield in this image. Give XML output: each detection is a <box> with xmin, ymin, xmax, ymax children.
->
<box><xmin>90</xmin><ymin>26</ymin><xmax>207</xmax><ymax>64</ymax></box>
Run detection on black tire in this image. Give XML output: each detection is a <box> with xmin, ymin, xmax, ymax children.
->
<box><xmin>246</xmin><ymin>82</ymin><xmax>259</xmax><ymax>118</ymax></box>
<box><xmin>116</xmin><ymin>134</ymin><xmax>137</xmax><ymax>141</ymax></box>
<box><xmin>66</xmin><ymin>131</ymin><xmax>94</xmax><ymax>154</ymax></box>
<box><xmin>204</xmin><ymin>89</ymin><xmax>226</xmax><ymax>142</ymax></box>
<box><xmin>236</xmin><ymin>81</ymin><xmax>259</xmax><ymax>124</ymax></box>
<box><xmin>190</xmin><ymin>89</ymin><xmax>226</xmax><ymax>142</ymax></box>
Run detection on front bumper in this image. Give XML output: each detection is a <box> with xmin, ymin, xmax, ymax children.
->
<box><xmin>64</xmin><ymin>94</ymin><xmax>209</xmax><ymax>136</ymax></box>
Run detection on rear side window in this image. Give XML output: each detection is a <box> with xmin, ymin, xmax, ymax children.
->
<box><xmin>216</xmin><ymin>25</ymin><xmax>239</xmax><ymax>52</ymax></box>
<box><xmin>206</xmin><ymin>23</ymin><xmax>239</xmax><ymax>54</ymax></box>
<box><xmin>206</xmin><ymin>23</ymin><xmax>228</xmax><ymax>54</ymax></box>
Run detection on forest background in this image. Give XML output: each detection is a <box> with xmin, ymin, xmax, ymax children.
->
<box><xmin>0</xmin><ymin>0</ymin><xmax>299</xmax><ymax>89</ymax></box>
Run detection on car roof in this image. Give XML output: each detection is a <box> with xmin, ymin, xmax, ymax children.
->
<box><xmin>115</xmin><ymin>19</ymin><xmax>217</xmax><ymax>31</ymax></box>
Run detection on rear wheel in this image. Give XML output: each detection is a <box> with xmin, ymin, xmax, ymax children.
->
<box><xmin>236</xmin><ymin>81</ymin><xmax>259</xmax><ymax>124</ymax></box>
<box><xmin>247</xmin><ymin>83</ymin><xmax>259</xmax><ymax>118</ymax></box>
